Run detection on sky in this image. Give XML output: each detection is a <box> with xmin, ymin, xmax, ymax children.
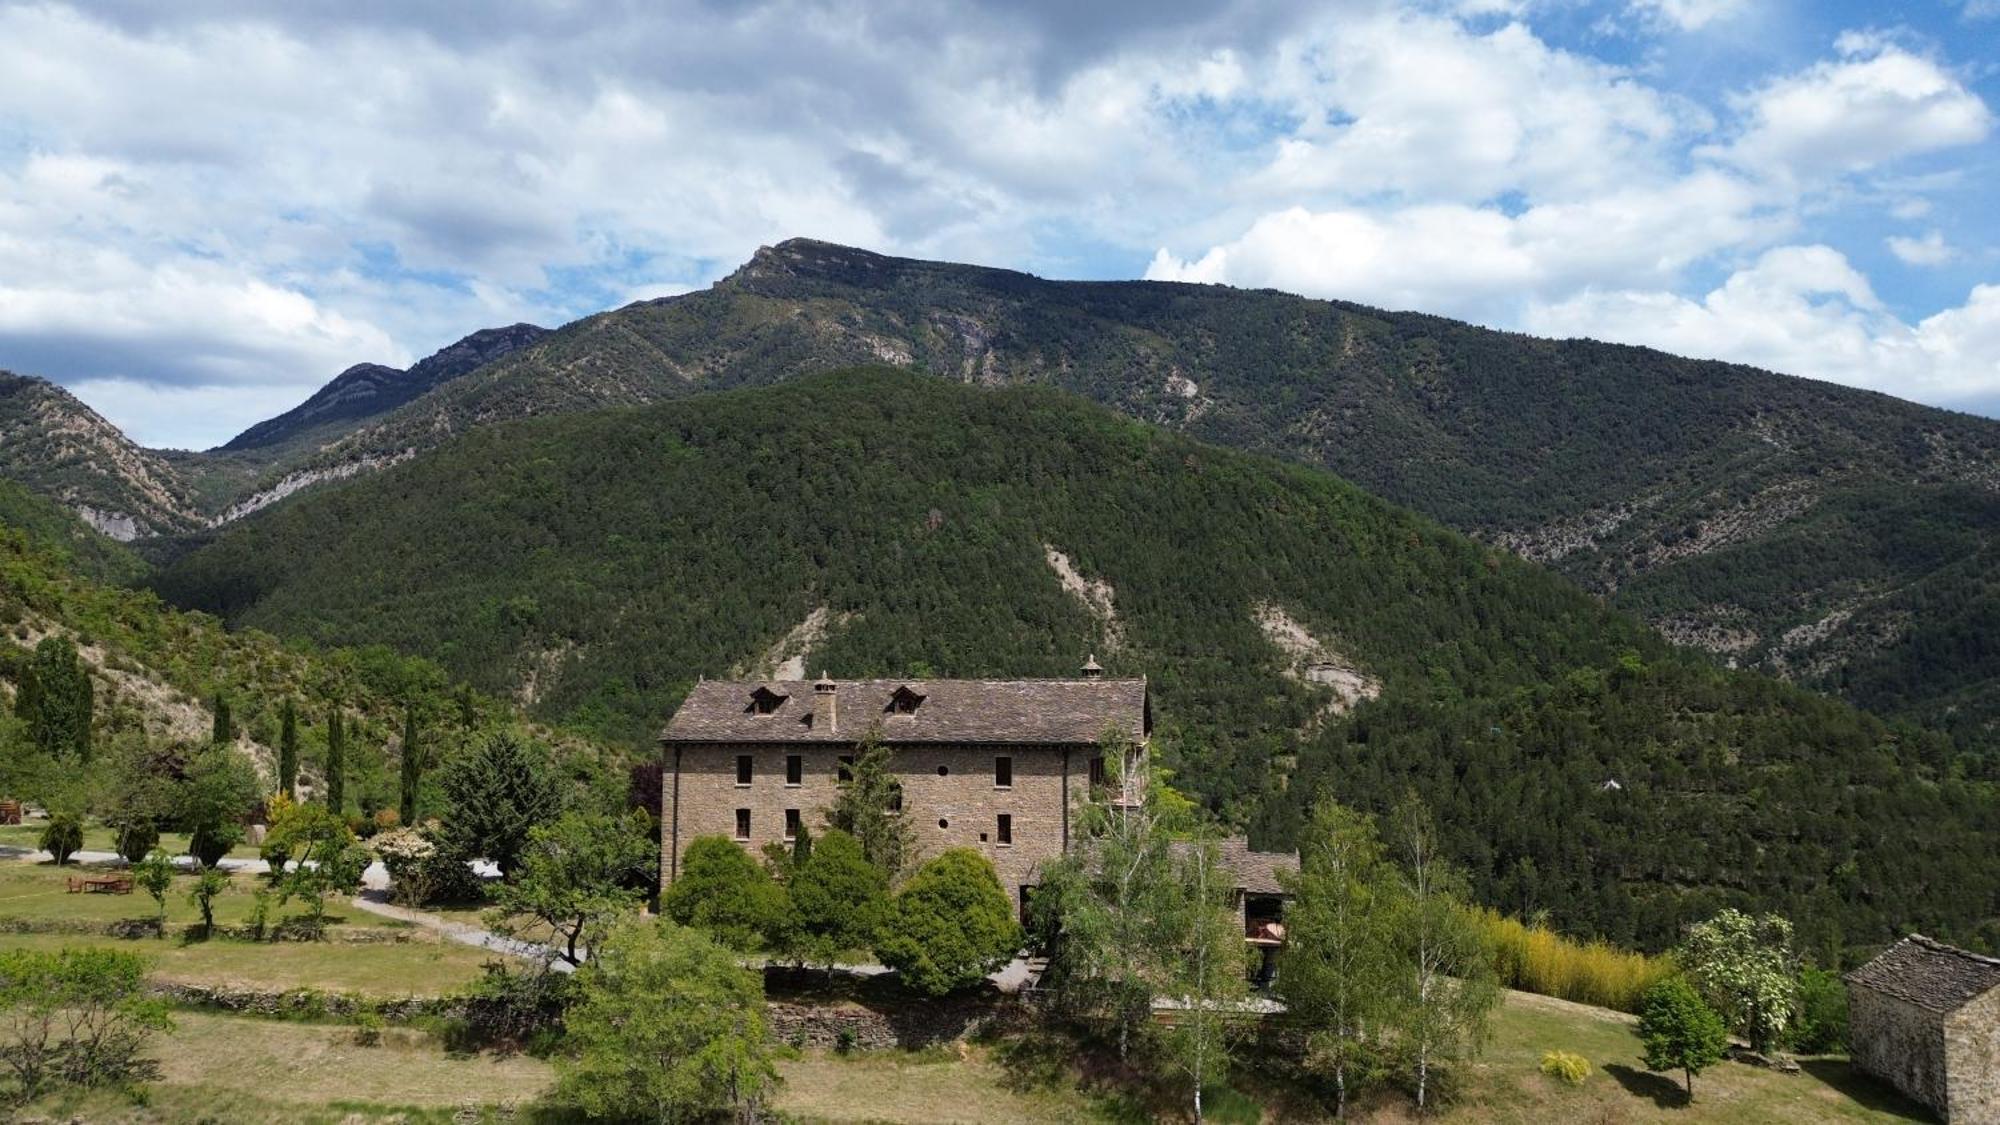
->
<box><xmin>1</xmin><ymin>0</ymin><xmax>1997</xmax><ymax>449</ymax></box>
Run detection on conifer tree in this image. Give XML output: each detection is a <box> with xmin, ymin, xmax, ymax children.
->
<box><xmin>22</xmin><ymin>637</ymin><xmax>91</xmax><ymax>763</ymax></box>
<box><xmin>824</xmin><ymin>730</ymin><xmax>913</xmax><ymax>877</ymax></box>
<box><xmin>276</xmin><ymin>699</ymin><xmax>299</xmax><ymax>798</ymax></box>
<box><xmin>210</xmin><ymin>692</ymin><xmax>232</xmax><ymax>746</ymax></box>
<box><xmin>399</xmin><ymin>702</ymin><xmax>421</xmax><ymax>827</ymax></box>
<box><xmin>323</xmin><ymin>706</ymin><xmax>346</xmax><ymax>814</ymax></box>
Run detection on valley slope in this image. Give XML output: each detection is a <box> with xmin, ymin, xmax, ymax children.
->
<box><xmin>232</xmin><ymin>239</ymin><xmax>2000</xmax><ymax>749</ymax></box>
<box><xmin>154</xmin><ymin>369</ymin><xmax>2000</xmax><ymax>955</ymax></box>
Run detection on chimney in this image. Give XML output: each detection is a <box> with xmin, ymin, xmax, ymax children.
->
<box><xmin>1081</xmin><ymin>654</ymin><xmax>1104</xmax><ymax>680</ymax></box>
<box><xmin>813</xmin><ymin>671</ymin><xmax>837</xmax><ymax>733</ymax></box>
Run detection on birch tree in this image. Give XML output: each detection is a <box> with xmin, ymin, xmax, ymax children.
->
<box><xmin>1160</xmin><ymin>834</ymin><xmax>1248</xmax><ymax>1124</ymax></box>
<box><xmin>1387</xmin><ymin>794</ymin><xmax>1497</xmax><ymax>1113</ymax></box>
<box><xmin>1280</xmin><ymin>798</ymin><xmax>1398</xmax><ymax>1117</ymax></box>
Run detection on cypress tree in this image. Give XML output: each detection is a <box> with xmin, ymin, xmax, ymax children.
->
<box><xmin>277</xmin><ymin>699</ymin><xmax>299</xmax><ymax>798</ymax></box>
<box><xmin>25</xmin><ymin>637</ymin><xmax>91</xmax><ymax>763</ymax></box>
<box><xmin>324</xmin><ymin>706</ymin><xmax>346</xmax><ymax>814</ymax></box>
<box><xmin>398</xmin><ymin>703</ymin><xmax>421</xmax><ymax>826</ymax></box>
<box><xmin>211</xmin><ymin>692</ymin><xmax>233</xmax><ymax>746</ymax></box>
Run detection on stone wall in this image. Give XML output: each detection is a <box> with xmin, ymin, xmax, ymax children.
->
<box><xmin>663</xmin><ymin>741</ymin><xmax>1080</xmax><ymax>913</ymax></box>
<box><xmin>1848</xmin><ymin>984</ymin><xmax>1948</xmax><ymax>1118</ymax></box>
<box><xmin>1944</xmin><ymin>986</ymin><xmax>2000</xmax><ymax>1123</ymax></box>
<box><xmin>764</xmin><ymin>995</ymin><xmax>1017</xmax><ymax>1050</ymax></box>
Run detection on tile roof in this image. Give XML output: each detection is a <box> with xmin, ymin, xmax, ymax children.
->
<box><xmin>1845</xmin><ymin>934</ymin><xmax>2000</xmax><ymax>1015</ymax></box>
<box><xmin>661</xmin><ymin>677</ymin><xmax>1149</xmax><ymax>746</ymax></box>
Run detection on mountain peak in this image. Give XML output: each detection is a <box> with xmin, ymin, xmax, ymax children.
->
<box><xmin>725</xmin><ymin>238</ymin><xmax>921</xmax><ymax>289</ymax></box>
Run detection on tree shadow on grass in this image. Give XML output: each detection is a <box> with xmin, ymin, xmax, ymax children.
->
<box><xmin>1796</xmin><ymin>1059</ymin><xmax>1934</xmax><ymax>1122</ymax></box>
<box><xmin>1603</xmin><ymin>1063</ymin><xmax>1690</xmax><ymax>1109</ymax></box>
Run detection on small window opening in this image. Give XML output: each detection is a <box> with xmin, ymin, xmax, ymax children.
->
<box><xmin>749</xmin><ymin>686</ymin><xmax>786</xmax><ymax>714</ymax></box>
<box><xmin>937</xmin><ymin>818</ymin><xmax>949</xmax><ymax>829</ymax></box>
<box><xmin>997</xmin><ymin>814</ymin><xmax>1012</xmax><ymax>845</ymax></box>
<box><xmin>838</xmin><ymin>755</ymin><xmax>854</xmax><ymax>783</ymax></box>
<box><xmin>888</xmin><ymin>685</ymin><xmax>926</xmax><ymax>714</ymax></box>
<box><xmin>736</xmin><ymin>755</ymin><xmax>753</xmax><ymax>786</ymax></box>
<box><xmin>995</xmin><ymin>756</ymin><xmax>1012</xmax><ymax>788</ymax></box>
<box><xmin>1088</xmin><ymin>756</ymin><xmax>1106</xmax><ymax>787</ymax></box>
<box><xmin>937</xmin><ymin>764</ymin><xmax>950</xmax><ymax>777</ymax></box>
<box><xmin>785</xmin><ymin>808</ymin><xmax>800</xmax><ymax>840</ymax></box>
<box><xmin>734</xmin><ymin>809</ymin><xmax>751</xmax><ymax>839</ymax></box>
<box><xmin>785</xmin><ymin>755</ymin><xmax>802</xmax><ymax>786</ymax></box>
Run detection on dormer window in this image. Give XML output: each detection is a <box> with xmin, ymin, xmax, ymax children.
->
<box><xmin>887</xmin><ymin>685</ymin><xmax>926</xmax><ymax>715</ymax></box>
<box><xmin>749</xmin><ymin>686</ymin><xmax>788</xmax><ymax>715</ymax></box>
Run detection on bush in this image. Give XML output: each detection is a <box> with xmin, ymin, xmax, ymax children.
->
<box><xmin>1539</xmin><ymin>1049</ymin><xmax>1591</xmax><ymax>1087</ymax></box>
<box><xmin>0</xmin><ymin>946</ymin><xmax>172</xmax><ymax>1098</ymax></box>
<box><xmin>352</xmin><ymin>1009</ymin><xmax>385</xmax><ymax>1047</ymax></box>
<box><xmin>662</xmin><ymin>836</ymin><xmax>787</xmax><ymax>952</ymax></box>
<box><xmin>1789</xmin><ymin>967</ymin><xmax>1849</xmax><ymax>1054</ymax></box>
<box><xmin>874</xmin><ymin>848</ymin><xmax>1022</xmax><ymax>996</ymax></box>
<box><xmin>112</xmin><ymin>819</ymin><xmax>159</xmax><ymax>865</ymax></box>
<box><xmin>453</xmin><ymin>961</ymin><xmax>577</xmax><ymax>1052</ymax></box>
<box><xmin>1476</xmin><ymin>908</ymin><xmax>1674</xmax><ymax>1013</ymax></box>
<box><xmin>38</xmin><ymin>813</ymin><xmax>82</xmax><ymax>866</ymax></box>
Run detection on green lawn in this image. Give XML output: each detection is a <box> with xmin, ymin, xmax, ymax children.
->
<box><xmin>0</xmin><ymin>929</ymin><xmax>495</xmax><ymax>996</ymax></box>
<box><xmin>17</xmin><ymin>1009</ymin><xmax>553</xmax><ymax>1123</ymax></box>
<box><xmin>0</xmin><ymin>855</ymin><xmax>400</xmax><ymax>930</ymax></box>
<box><xmin>1415</xmin><ymin>991</ymin><xmax>1930</xmax><ymax>1124</ymax></box>
<box><xmin>775</xmin><ymin>1045</ymin><xmax>1115</xmax><ymax>1124</ymax></box>
<box><xmin>0</xmin><ymin>820</ymin><xmax>262</xmax><ymax>860</ymax></box>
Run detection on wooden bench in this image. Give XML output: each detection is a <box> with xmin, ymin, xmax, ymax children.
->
<box><xmin>65</xmin><ymin>875</ymin><xmax>134</xmax><ymax>895</ymax></box>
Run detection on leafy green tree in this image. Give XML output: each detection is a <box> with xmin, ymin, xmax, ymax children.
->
<box><xmin>491</xmin><ymin>809</ymin><xmax>653</xmax><ymax>966</ymax></box>
<box><xmin>875</xmin><ymin>848</ymin><xmax>1022</xmax><ymax>996</ymax></box>
<box><xmin>824</xmin><ymin>730</ymin><xmax>913</xmax><ymax>877</ymax></box>
<box><xmin>178</xmin><ymin>746</ymin><xmax>259</xmax><ymax>867</ymax></box>
<box><xmin>1034</xmin><ymin>741</ymin><xmax>1189</xmax><ymax>1060</ymax></box>
<box><xmin>436</xmin><ymin>732</ymin><xmax>563</xmax><ymax>877</ymax></box>
<box><xmin>1789</xmin><ymin>967</ymin><xmax>1849</xmax><ymax>1054</ymax></box>
<box><xmin>1638</xmin><ymin>977</ymin><xmax>1728</xmax><ymax>1100</ymax></box>
<box><xmin>785</xmin><ymin>828</ymin><xmax>888</xmax><ymax>972</ymax></box>
<box><xmin>276</xmin><ymin>698</ymin><xmax>299</xmax><ymax>798</ymax></box>
<box><xmin>1281</xmin><ymin>798</ymin><xmax>1399</xmax><ymax>1118</ymax></box>
<box><xmin>1678</xmin><ymin>909</ymin><xmax>1798</xmax><ymax>1053</ymax></box>
<box><xmin>187</xmin><ymin>864</ymin><xmax>230</xmax><ymax>934</ymax></box>
<box><xmin>554</xmin><ymin>919</ymin><xmax>777</xmax><ymax>1123</ymax></box>
<box><xmin>39</xmin><ymin>811</ymin><xmax>82</xmax><ymax>866</ymax></box>
<box><xmin>1160</xmin><ymin>836</ymin><xmax>1250</xmax><ymax>1125</ymax></box>
<box><xmin>397</xmin><ymin>702</ymin><xmax>421</xmax><ymax>827</ymax></box>
<box><xmin>210</xmin><ymin>692</ymin><xmax>232</xmax><ymax>746</ymax></box>
<box><xmin>0</xmin><ymin>947</ymin><xmax>170</xmax><ymax>1098</ymax></box>
<box><xmin>267</xmin><ymin>800</ymin><xmax>366</xmax><ymax>931</ymax></box>
<box><xmin>1386</xmin><ymin>793</ymin><xmax>1499</xmax><ymax>1113</ymax></box>
<box><xmin>133</xmin><ymin>848</ymin><xmax>176</xmax><ymax>931</ymax></box>
<box><xmin>323</xmin><ymin>706</ymin><xmax>346</xmax><ymax>814</ymax></box>
<box><xmin>663</xmin><ymin>836</ymin><xmax>787</xmax><ymax>952</ymax></box>
<box><xmin>20</xmin><ymin>636</ymin><xmax>91</xmax><ymax>763</ymax></box>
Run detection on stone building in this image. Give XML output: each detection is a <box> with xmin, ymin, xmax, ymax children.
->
<box><xmin>658</xmin><ymin>667</ymin><xmax>1150</xmax><ymax>916</ymax></box>
<box><xmin>1845</xmin><ymin>934</ymin><xmax>2000</xmax><ymax>1122</ymax></box>
<box><xmin>657</xmin><ymin>665</ymin><xmax>1298</xmax><ymax>943</ymax></box>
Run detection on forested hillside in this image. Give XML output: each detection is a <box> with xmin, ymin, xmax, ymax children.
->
<box><xmin>212</xmin><ymin>238</ymin><xmax>2000</xmax><ymax>751</ymax></box>
<box><xmin>153</xmin><ymin>369</ymin><xmax>2000</xmax><ymax>956</ymax></box>
<box><xmin>0</xmin><ymin>485</ymin><xmax>613</xmax><ymax>818</ymax></box>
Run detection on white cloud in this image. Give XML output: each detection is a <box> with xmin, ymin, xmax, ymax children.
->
<box><xmin>1886</xmin><ymin>230</ymin><xmax>1956</xmax><ymax>266</ymax></box>
<box><xmin>1628</xmin><ymin>0</ymin><xmax>1747</xmax><ymax>32</ymax></box>
<box><xmin>1526</xmin><ymin>246</ymin><xmax>2000</xmax><ymax>406</ymax></box>
<box><xmin>1712</xmin><ymin>35</ymin><xmax>1992</xmax><ymax>183</ymax></box>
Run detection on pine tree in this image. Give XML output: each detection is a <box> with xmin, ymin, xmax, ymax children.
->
<box><xmin>276</xmin><ymin>699</ymin><xmax>299</xmax><ymax>798</ymax></box>
<box><xmin>323</xmin><ymin>706</ymin><xmax>346</xmax><ymax>814</ymax></box>
<box><xmin>824</xmin><ymin>731</ymin><xmax>913</xmax><ymax>877</ymax></box>
<box><xmin>210</xmin><ymin>692</ymin><xmax>232</xmax><ymax>746</ymax></box>
<box><xmin>399</xmin><ymin>702</ymin><xmax>421</xmax><ymax>827</ymax></box>
<box><xmin>435</xmin><ymin>732</ymin><xmax>564</xmax><ymax>877</ymax></box>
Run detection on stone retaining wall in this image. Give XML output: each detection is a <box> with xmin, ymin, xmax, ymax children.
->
<box><xmin>0</xmin><ymin>915</ymin><xmax>415</xmax><ymax>943</ymax></box>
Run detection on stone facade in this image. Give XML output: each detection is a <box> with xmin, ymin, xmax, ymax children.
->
<box><xmin>1846</xmin><ymin>934</ymin><xmax>2000</xmax><ymax>1123</ymax></box>
<box><xmin>662</xmin><ymin>739</ymin><xmax>1082</xmax><ymax>913</ymax></box>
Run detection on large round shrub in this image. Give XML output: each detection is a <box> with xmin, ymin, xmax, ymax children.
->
<box><xmin>874</xmin><ymin>848</ymin><xmax>1022</xmax><ymax>996</ymax></box>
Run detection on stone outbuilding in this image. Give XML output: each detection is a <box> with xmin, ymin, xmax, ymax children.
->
<box><xmin>1845</xmin><ymin>934</ymin><xmax>2000</xmax><ymax>1122</ymax></box>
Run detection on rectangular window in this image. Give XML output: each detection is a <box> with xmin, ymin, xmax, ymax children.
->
<box><xmin>734</xmin><ymin>808</ymin><xmax>751</xmax><ymax>839</ymax></box>
<box><xmin>736</xmin><ymin>755</ymin><xmax>753</xmax><ymax>786</ymax></box>
<box><xmin>1088</xmin><ymin>756</ymin><xmax>1105</xmax><ymax>788</ymax></box>
<box><xmin>838</xmin><ymin>755</ymin><xmax>854</xmax><ymax>783</ymax></box>
<box><xmin>997</xmin><ymin>813</ymin><xmax>1012</xmax><ymax>846</ymax></box>
<box><xmin>785</xmin><ymin>808</ymin><xmax>801</xmax><ymax>840</ymax></box>
<box><xmin>995</xmin><ymin>756</ymin><xmax>1013</xmax><ymax>789</ymax></box>
<box><xmin>786</xmin><ymin>754</ymin><xmax>803</xmax><ymax>786</ymax></box>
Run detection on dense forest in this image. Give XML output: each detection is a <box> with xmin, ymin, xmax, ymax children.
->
<box><xmin>152</xmin><ymin>368</ymin><xmax>2000</xmax><ymax>957</ymax></box>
